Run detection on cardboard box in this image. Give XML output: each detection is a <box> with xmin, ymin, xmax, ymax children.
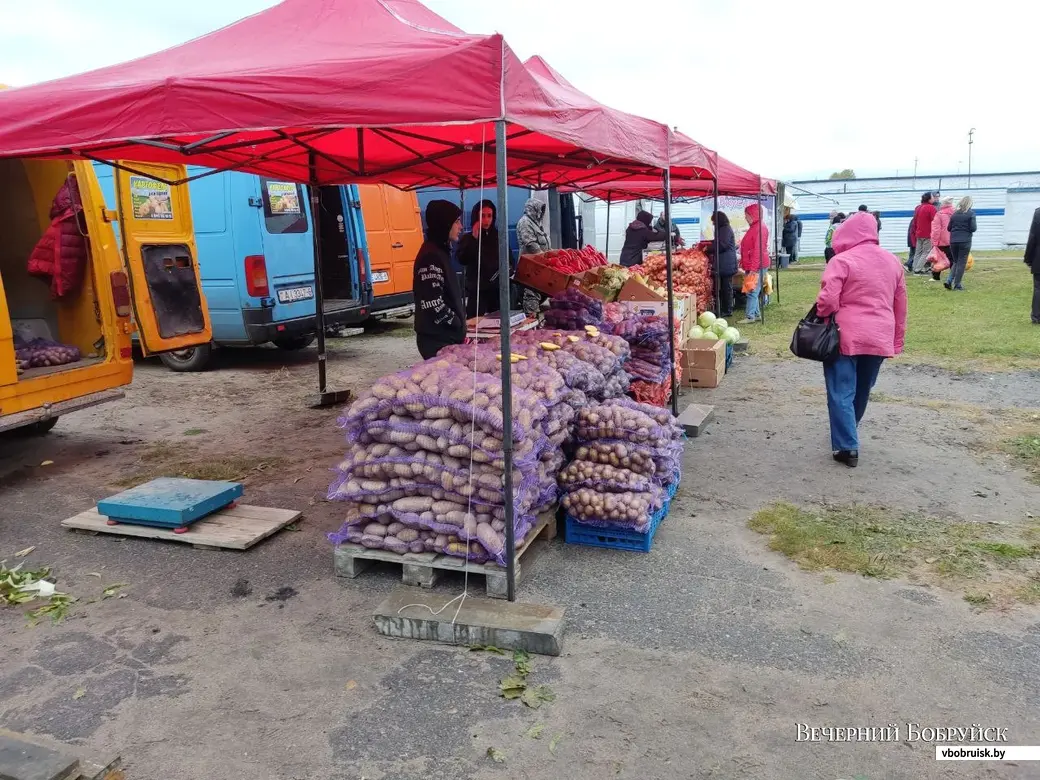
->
<box><xmin>620</xmin><ymin>290</ymin><xmax>696</xmax><ymax>327</ymax></box>
<box><xmin>684</xmin><ymin>367</ymin><xmax>723</xmax><ymax>388</ymax></box>
<box><xmin>569</xmin><ymin>267</ymin><xmax>617</xmax><ymax>302</ymax></box>
<box><xmin>682</xmin><ymin>338</ymin><xmax>726</xmax><ymax>372</ymax></box>
<box><xmin>616</xmin><ymin>277</ymin><xmax>665</xmax><ymax>304</ymax></box>
<box><xmin>514</xmin><ymin>254</ymin><xmax>578</xmax><ymax>296</ymax></box>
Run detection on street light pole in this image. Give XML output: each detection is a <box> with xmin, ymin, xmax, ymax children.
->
<box><xmin>968</xmin><ymin>128</ymin><xmax>975</xmax><ymax>189</ymax></box>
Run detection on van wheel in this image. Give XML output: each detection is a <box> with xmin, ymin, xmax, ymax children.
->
<box><xmin>159</xmin><ymin>344</ymin><xmax>213</xmax><ymax>372</ymax></box>
<box><xmin>26</xmin><ymin>417</ymin><xmax>59</xmax><ymax>435</ymax></box>
<box><xmin>273</xmin><ymin>335</ymin><xmax>316</xmax><ymax>351</ymax></box>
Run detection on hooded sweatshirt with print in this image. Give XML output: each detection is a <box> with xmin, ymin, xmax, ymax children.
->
<box><xmin>516</xmin><ymin>198</ymin><xmax>549</xmax><ymax>255</ymax></box>
<box><xmin>816</xmin><ymin>211</ymin><xmax>908</xmax><ymax>358</ymax></box>
<box><xmin>413</xmin><ymin>200</ymin><xmax>466</xmax><ymax>359</ymax></box>
<box><xmin>739</xmin><ymin>204</ymin><xmax>771</xmax><ymax>272</ymax></box>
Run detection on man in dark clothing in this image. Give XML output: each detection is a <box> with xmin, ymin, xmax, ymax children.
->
<box><xmin>456</xmin><ymin>199</ymin><xmax>512</xmax><ymax>318</ymax></box>
<box><xmin>619</xmin><ymin>210</ymin><xmax>669</xmax><ymax>267</ymax></box>
<box><xmin>654</xmin><ymin>214</ymin><xmax>684</xmax><ymax>247</ymax></box>
<box><xmin>413</xmin><ymin>200</ymin><xmax>466</xmax><ymax>359</ymax></box>
<box><xmin>1022</xmin><ymin>206</ymin><xmax>1040</xmax><ymax>323</ymax></box>
<box><xmin>781</xmin><ymin>212</ymin><xmax>802</xmax><ymax>264</ymax></box>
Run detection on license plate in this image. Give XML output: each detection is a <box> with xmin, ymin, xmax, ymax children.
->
<box><xmin>371</xmin><ymin>271</ymin><xmax>390</xmax><ymax>283</ymax></box>
<box><xmin>277</xmin><ymin>285</ymin><xmax>314</xmax><ymax>303</ymax></box>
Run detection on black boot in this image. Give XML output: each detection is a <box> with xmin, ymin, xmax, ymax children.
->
<box><xmin>833</xmin><ymin>450</ymin><xmax>859</xmax><ymax>468</ymax></box>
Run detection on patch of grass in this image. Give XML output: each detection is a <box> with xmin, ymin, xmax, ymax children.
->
<box><xmin>750</xmin><ymin>260</ymin><xmax>1040</xmax><ymax>370</ymax></box>
<box><xmin>749</xmin><ymin>501</ymin><xmax>1040</xmax><ymax>608</ymax></box>
<box><xmin>183</xmin><ymin>428</ymin><xmax>207</xmax><ymax>436</ymax></box>
<box><xmin>1005</xmin><ymin>433</ymin><xmax>1040</xmax><ymax>484</ymax></box>
<box><xmin>963</xmin><ymin>592</ymin><xmax>992</xmax><ymax>607</ymax></box>
<box><xmin>115</xmin><ymin>443</ymin><xmax>282</xmax><ymax>488</ymax></box>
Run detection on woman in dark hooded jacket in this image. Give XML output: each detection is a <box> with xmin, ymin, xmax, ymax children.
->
<box><xmin>702</xmin><ymin>211</ymin><xmax>738</xmax><ymax>316</ymax></box>
<box><xmin>413</xmin><ymin>200</ymin><xmax>466</xmax><ymax>359</ymax></box>
<box><xmin>619</xmin><ymin>210</ymin><xmax>669</xmax><ymax>268</ymax></box>
<box><xmin>456</xmin><ymin>199</ymin><xmax>513</xmax><ymax>317</ymax></box>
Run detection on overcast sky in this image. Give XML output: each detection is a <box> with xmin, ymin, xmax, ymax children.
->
<box><xmin>0</xmin><ymin>0</ymin><xmax>1033</xmax><ymax>180</ymax></box>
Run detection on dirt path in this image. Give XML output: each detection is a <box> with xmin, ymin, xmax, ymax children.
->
<box><xmin>2</xmin><ymin>335</ymin><xmax>1039</xmax><ymax>780</ymax></box>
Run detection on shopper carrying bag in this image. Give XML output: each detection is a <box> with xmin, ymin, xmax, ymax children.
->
<box><xmin>812</xmin><ymin>211</ymin><xmax>908</xmax><ymax>469</ymax></box>
<box><xmin>790</xmin><ymin>304</ymin><xmax>840</xmax><ymax>363</ymax></box>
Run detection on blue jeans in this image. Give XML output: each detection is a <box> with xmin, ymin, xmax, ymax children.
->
<box><xmin>823</xmin><ymin>354</ymin><xmax>885</xmax><ymax>452</ymax></box>
<box><xmin>744</xmin><ymin>269</ymin><xmax>764</xmax><ymax>320</ymax></box>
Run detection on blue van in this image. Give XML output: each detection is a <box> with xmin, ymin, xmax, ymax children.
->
<box><xmin>94</xmin><ymin>166</ymin><xmax>372</xmax><ymax>370</ymax></box>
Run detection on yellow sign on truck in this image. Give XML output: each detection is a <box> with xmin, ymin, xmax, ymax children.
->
<box><xmin>0</xmin><ymin>158</ymin><xmax>211</xmax><ymax>434</ymax></box>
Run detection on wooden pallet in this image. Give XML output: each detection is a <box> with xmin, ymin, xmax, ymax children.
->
<box><xmin>61</xmin><ymin>504</ymin><xmax>300</xmax><ymax>550</ymax></box>
<box><xmin>333</xmin><ymin>510</ymin><xmax>557</xmax><ymax>599</ymax></box>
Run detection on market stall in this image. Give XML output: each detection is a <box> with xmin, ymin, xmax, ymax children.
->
<box><xmin>567</xmin><ymin>157</ymin><xmax>777</xmax><ymax>322</ymax></box>
<box><xmin>0</xmin><ymin>0</ymin><xmax>724</xmax><ymax>601</ymax></box>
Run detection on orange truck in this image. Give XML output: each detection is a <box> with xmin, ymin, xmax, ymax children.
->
<box><xmin>0</xmin><ymin>159</ymin><xmax>211</xmax><ymax>434</ymax></box>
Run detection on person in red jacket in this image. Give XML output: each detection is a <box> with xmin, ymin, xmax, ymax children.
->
<box><xmin>910</xmin><ymin>191</ymin><xmax>938</xmax><ymax>274</ymax></box>
<box><xmin>738</xmin><ymin>203</ymin><xmax>771</xmax><ymax>323</ymax></box>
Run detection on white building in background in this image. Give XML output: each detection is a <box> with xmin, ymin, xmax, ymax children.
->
<box><xmin>580</xmin><ymin>198</ymin><xmax>702</xmax><ymax>264</ymax></box>
<box><xmin>790</xmin><ymin>171</ymin><xmax>1040</xmax><ymax>255</ymax></box>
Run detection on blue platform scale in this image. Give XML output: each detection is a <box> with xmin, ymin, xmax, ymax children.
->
<box><xmin>97</xmin><ymin>478</ymin><xmax>244</xmax><ymax>534</ymax></box>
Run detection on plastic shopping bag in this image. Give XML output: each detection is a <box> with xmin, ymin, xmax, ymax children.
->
<box><xmin>929</xmin><ymin>247</ymin><xmax>950</xmax><ymax>272</ymax></box>
<box><xmin>763</xmin><ymin>272</ymin><xmax>774</xmax><ymax>295</ymax></box>
<box><xmin>741</xmin><ymin>272</ymin><xmax>759</xmax><ymax>294</ymax></box>
<box><xmin>966</xmin><ymin>253</ymin><xmax>975</xmax><ymax>271</ymax></box>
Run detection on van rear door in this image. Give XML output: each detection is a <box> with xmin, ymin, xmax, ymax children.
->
<box><xmin>384</xmin><ymin>187</ymin><xmax>423</xmax><ymax>294</ymax></box>
<box><xmin>113</xmin><ymin>163</ymin><xmax>212</xmax><ymax>355</ymax></box>
<box><xmin>358</xmin><ymin>184</ymin><xmax>394</xmax><ymax>299</ymax></box>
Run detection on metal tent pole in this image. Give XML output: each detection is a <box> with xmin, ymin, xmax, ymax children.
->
<box><xmin>663</xmin><ymin>170</ymin><xmax>679</xmax><ymax>416</ymax></box>
<box><xmin>459</xmin><ymin>181</ymin><xmax>468</xmax><ymax>315</ymax></box>
<box><xmin>604</xmin><ymin>192</ymin><xmax>612</xmax><ymax>261</ymax></box>
<box><xmin>758</xmin><ymin>194</ymin><xmax>766</xmax><ymax>327</ymax></box>
<box><xmin>495</xmin><ymin>120</ymin><xmax>517</xmax><ymax>602</ymax></box>
<box><xmin>774</xmin><ymin>181</ymin><xmax>781</xmax><ymax>305</ymax></box>
<box><xmin>308</xmin><ymin>152</ymin><xmax>350</xmax><ymax>408</ymax></box>
<box><xmin>712</xmin><ymin>180</ymin><xmax>721</xmax><ymax>315</ymax></box>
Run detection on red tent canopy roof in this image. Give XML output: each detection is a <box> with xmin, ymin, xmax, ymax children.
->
<box><xmin>0</xmin><ymin>0</ymin><xmax>712</xmax><ymax>188</ymax></box>
<box><xmin>570</xmin><ymin>145</ymin><xmax>776</xmax><ymax>201</ymax></box>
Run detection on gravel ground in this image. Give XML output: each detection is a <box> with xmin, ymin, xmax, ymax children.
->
<box><xmin>2</xmin><ymin>324</ymin><xmax>1039</xmax><ymax>780</ymax></box>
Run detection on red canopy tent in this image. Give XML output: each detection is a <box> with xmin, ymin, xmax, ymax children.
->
<box><xmin>0</xmin><ymin>0</ymin><xmax>714</xmax><ymax>599</ymax></box>
<box><xmin>0</xmin><ymin>0</ymin><xmax>714</xmax><ymax>189</ymax></box>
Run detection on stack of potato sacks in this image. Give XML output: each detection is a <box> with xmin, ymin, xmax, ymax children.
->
<box><xmin>561</xmin><ymin>398</ymin><xmax>683</xmax><ymax>533</ymax></box>
<box><xmin>327</xmin><ymin>351</ymin><xmax>568</xmax><ymax>565</ymax></box>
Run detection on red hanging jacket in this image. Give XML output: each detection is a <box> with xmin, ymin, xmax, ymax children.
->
<box><xmin>27</xmin><ymin>178</ymin><xmax>88</xmax><ymax>299</ymax></box>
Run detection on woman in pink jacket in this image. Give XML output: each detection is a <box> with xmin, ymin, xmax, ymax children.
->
<box><xmin>929</xmin><ymin>197</ymin><xmax>954</xmax><ymax>281</ymax></box>
<box><xmin>815</xmin><ymin>211</ymin><xmax>908</xmax><ymax>467</ymax></box>
<box><xmin>739</xmin><ymin>203</ymin><xmax>771</xmax><ymax>323</ymax></box>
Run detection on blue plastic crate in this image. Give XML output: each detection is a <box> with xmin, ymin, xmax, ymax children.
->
<box><xmin>564</xmin><ymin>501</ymin><xmax>668</xmax><ymax>553</ymax></box>
<box><xmin>725</xmin><ymin>343</ymin><xmax>734</xmax><ymax>371</ymax></box>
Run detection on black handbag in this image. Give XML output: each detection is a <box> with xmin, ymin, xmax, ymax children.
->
<box><xmin>790</xmin><ymin>304</ymin><xmax>841</xmax><ymax>362</ymax></box>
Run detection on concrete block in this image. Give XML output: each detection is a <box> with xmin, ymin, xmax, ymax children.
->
<box><xmin>374</xmin><ymin>586</ymin><xmax>565</xmax><ymax>656</ymax></box>
<box><xmin>401</xmin><ymin>562</ymin><xmax>440</xmax><ymax>589</ymax></box>
<box><xmin>677</xmin><ymin>403</ymin><xmax>715</xmax><ymax>437</ymax></box>
<box><xmin>0</xmin><ymin>734</ymin><xmax>79</xmax><ymax>780</ymax></box>
<box><xmin>333</xmin><ymin>546</ymin><xmax>373</xmax><ymax>578</ymax></box>
<box><xmin>732</xmin><ymin>338</ymin><xmax>750</xmax><ymax>354</ymax></box>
